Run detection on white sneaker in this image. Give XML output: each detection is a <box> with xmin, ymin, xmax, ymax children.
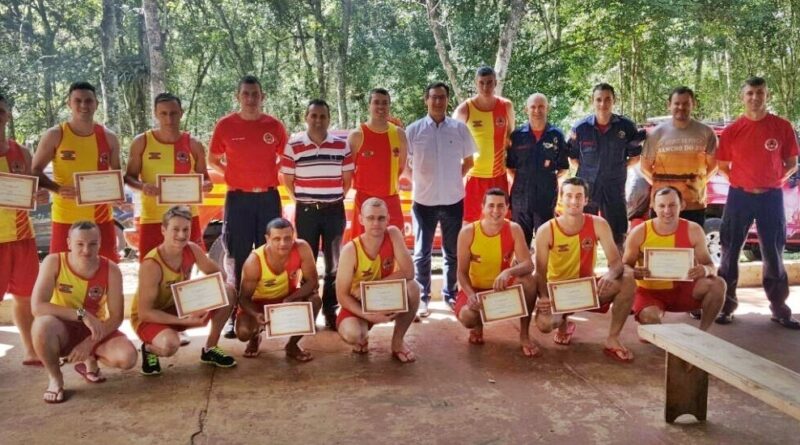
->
<box><xmin>418</xmin><ymin>301</ymin><xmax>431</xmax><ymax>318</ymax></box>
<box><xmin>179</xmin><ymin>331</ymin><xmax>191</xmax><ymax>346</ymax></box>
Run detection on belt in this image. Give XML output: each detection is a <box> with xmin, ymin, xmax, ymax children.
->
<box><xmin>736</xmin><ymin>186</ymin><xmax>775</xmax><ymax>194</ymax></box>
<box><xmin>298</xmin><ymin>199</ymin><xmax>344</xmax><ymax>210</ymax></box>
<box><xmin>228</xmin><ymin>187</ymin><xmax>276</xmax><ymax>193</ymax></box>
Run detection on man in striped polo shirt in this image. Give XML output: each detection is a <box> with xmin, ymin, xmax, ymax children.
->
<box><xmin>281</xmin><ymin>99</ymin><xmax>353</xmax><ymax>329</ymax></box>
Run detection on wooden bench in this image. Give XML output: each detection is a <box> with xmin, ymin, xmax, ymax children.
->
<box><xmin>638</xmin><ymin>323</ymin><xmax>800</xmax><ymax>423</ymax></box>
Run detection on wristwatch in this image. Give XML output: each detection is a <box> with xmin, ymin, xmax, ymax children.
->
<box><xmin>76</xmin><ymin>307</ymin><xmax>87</xmax><ymax>321</ymax></box>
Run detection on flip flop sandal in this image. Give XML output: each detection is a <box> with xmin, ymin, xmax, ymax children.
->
<box><xmin>521</xmin><ymin>344</ymin><xmax>541</xmax><ymax>358</ymax></box>
<box><xmin>603</xmin><ymin>346</ymin><xmax>634</xmax><ymax>363</ymax></box>
<box><xmin>287</xmin><ymin>347</ymin><xmax>314</xmax><ymax>362</ymax></box>
<box><xmin>553</xmin><ymin>321</ymin><xmax>576</xmax><ymax>345</ymax></box>
<box><xmin>74</xmin><ymin>363</ymin><xmax>106</xmax><ymax>383</ymax></box>
<box><xmin>43</xmin><ymin>388</ymin><xmax>65</xmax><ymax>404</ymax></box>
<box><xmin>23</xmin><ymin>359</ymin><xmax>44</xmax><ymax>367</ymax></box>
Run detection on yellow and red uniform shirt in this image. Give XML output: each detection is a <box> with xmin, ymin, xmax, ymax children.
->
<box><xmin>0</xmin><ymin>140</ymin><xmax>34</xmax><ymax>243</ymax></box>
<box><xmin>350</xmin><ymin>233</ymin><xmax>395</xmax><ymax>297</ymax></box>
<box><xmin>353</xmin><ymin>123</ymin><xmax>401</xmax><ymax>196</ymax></box>
<box><xmin>546</xmin><ymin>215</ymin><xmax>598</xmax><ymax>281</ymax></box>
<box><xmin>636</xmin><ymin>219</ymin><xmax>692</xmax><ymax>291</ymax></box>
<box><xmin>139</xmin><ymin>131</ymin><xmax>199</xmax><ymax>223</ymax></box>
<box><xmin>130</xmin><ymin>245</ymin><xmax>196</xmax><ymax>331</ymax></box>
<box><xmin>468</xmin><ymin>220</ymin><xmax>514</xmax><ymax>289</ymax></box>
<box><xmin>252</xmin><ymin>243</ymin><xmax>302</xmax><ymax>302</ymax></box>
<box><xmin>466</xmin><ymin>98</ymin><xmax>510</xmax><ymax>178</ymax></box>
<box><xmin>52</xmin><ymin>123</ymin><xmax>113</xmax><ymax>224</ymax></box>
<box><xmin>50</xmin><ymin>253</ymin><xmax>110</xmax><ymax>320</ymax></box>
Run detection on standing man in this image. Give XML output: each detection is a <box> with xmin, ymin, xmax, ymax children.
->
<box><xmin>507</xmin><ymin>93</ymin><xmax>570</xmax><ymax>247</ymax></box>
<box><xmin>336</xmin><ymin>198</ymin><xmax>421</xmax><ymax>363</ymax></box>
<box><xmin>405</xmin><ymin>82</ymin><xmax>476</xmax><ymax>315</ymax></box>
<box><xmin>208</xmin><ymin>75</ymin><xmax>288</xmax><ymax>337</ymax></box>
<box><xmin>32</xmin><ymin>81</ymin><xmax>122</xmax><ymax>262</ymax></box>
<box><xmin>568</xmin><ymin>83</ymin><xmax>645</xmax><ymax>248</ymax></box>
<box><xmin>715</xmin><ymin>77</ymin><xmax>799</xmax><ymax>328</ymax></box>
<box><xmin>640</xmin><ymin>87</ymin><xmax>717</xmax><ymax>227</ymax></box>
<box><xmin>347</xmin><ymin>88</ymin><xmax>407</xmax><ymax>238</ymax></box>
<box><xmin>281</xmin><ymin>99</ymin><xmax>353</xmax><ymax>329</ymax></box>
<box><xmin>125</xmin><ymin>93</ymin><xmax>213</xmax><ymax>259</ymax></box>
<box><xmin>454</xmin><ymin>66</ymin><xmax>515</xmax><ymax>222</ymax></box>
<box><xmin>0</xmin><ymin>94</ymin><xmax>41</xmax><ymax>366</ymax></box>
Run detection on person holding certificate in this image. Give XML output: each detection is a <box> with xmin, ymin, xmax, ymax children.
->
<box><xmin>125</xmin><ymin>93</ymin><xmax>213</xmax><ymax>260</ymax></box>
<box><xmin>0</xmin><ymin>94</ymin><xmax>42</xmax><ymax>366</ymax></box>
<box><xmin>237</xmin><ymin>218</ymin><xmax>321</xmax><ymax>362</ymax></box>
<box><xmin>622</xmin><ymin>187</ymin><xmax>725</xmax><ymax>331</ymax></box>
<box><xmin>131</xmin><ymin>206</ymin><xmax>238</xmax><ymax>375</ymax></box>
<box><xmin>30</xmin><ymin>221</ymin><xmax>137</xmax><ymax>403</ymax></box>
<box><xmin>32</xmin><ymin>81</ymin><xmax>123</xmax><ymax>262</ymax></box>
<box><xmin>534</xmin><ymin>177</ymin><xmax>636</xmax><ymax>362</ymax></box>
<box><xmin>454</xmin><ymin>188</ymin><xmax>541</xmax><ymax>357</ymax></box>
<box><xmin>336</xmin><ymin>197</ymin><xmax>421</xmax><ymax>363</ymax></box>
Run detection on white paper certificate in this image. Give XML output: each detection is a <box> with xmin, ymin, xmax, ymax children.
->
<box><xmin>74</xmin><ymin>170</ymin><xmax>124</xmax><ymax>206</ymax></box>
<box><xmin>479</xmin><ymin>284</ymin><xmax>528</xmax><ymax>325</ymax></box>
<box><xmin>0</xmin><ymin>172</ymin><xmax>38</xmax><ymax>210</ymax></box>
<box><xmin>361</xmin><ymin>279</ymin><xmax>408</xmax><ymax>314</ymax></box>
<box><xmin>171</xmin><ymin>272</ymin><xmax>229</xmax><ymax>318</ymax></box>
<box><xmin>265</xmin><ymin>302</ymin><xmax>316</xmax><ymax>338</ymax></box>
<box><xmin>157</xmin><ymin>174</ymin><xmax>203</xmax><ymax>205</ymax></box>
<box><xmin>548</xmin><ymin>277</ymin><xmax>600</xmax><ymax>314</ymax></box>
<box><xmin>644</xmin><ymin>248</ymin><xmax>694</xmax><ymax>281</ymax></box>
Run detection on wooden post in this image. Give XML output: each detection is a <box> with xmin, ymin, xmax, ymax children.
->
<box><xmin>665</xmin><ymin>352</ymin><xmax>708</xmax><ymax>423</ymax></box>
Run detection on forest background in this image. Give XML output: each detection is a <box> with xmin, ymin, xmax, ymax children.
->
<box><xmin>2</xmin><ymin>0</ymin><xmax>799</xmax><ymax>151</ymax></box>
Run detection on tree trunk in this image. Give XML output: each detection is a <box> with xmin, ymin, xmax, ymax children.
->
<box><xmin>33</xmin><ymin>0</ymin><xmax>56</xmax><ymax>127</ymax></box>
<box><xmin>100</xmin><ymin>0</ymin><xmax>119</xmax><ymax>131</ymax></box>
<box><xmin>309</xmin><ymin>0</ymin><xmax>327</xmax><ymax>99</ymax></box>
<box><xmin>493</xmin><ymin>0</ymin><xmax>526</xmax><ymax>97</ymax></box>
<box><xmin>143</xmin><ymin>0</ymin><xmax>166</xmax><ymax>122</ymax></box>
<box><xmin>423</xmin><ymin>0</ymin><xmax>464</xmax><ymax>102</ymax></box>
<box><xmin>185</xmin><ymin>50</ymin><xmax>216</xmax><ymax>132</ymax></box>
<box><xmin>336</xmin><ymin>0</ymin><xmax>352</xmax><ymax>128</ymax></box>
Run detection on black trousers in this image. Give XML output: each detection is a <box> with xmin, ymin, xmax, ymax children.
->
<box><xmin>295</xmin><ymin>200</ymin><xmax>346</xmax><ymax>314</ymax></box>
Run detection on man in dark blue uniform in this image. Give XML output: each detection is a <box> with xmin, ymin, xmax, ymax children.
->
<box><xmin>507</xmin><ymin>93</ymin><xmax>569</xmax><ymax>247</ymax></box>
<box><xmin>568</xmin><ymin>83</ymin><xmax>645</xmax><ymax>247</ymax></box>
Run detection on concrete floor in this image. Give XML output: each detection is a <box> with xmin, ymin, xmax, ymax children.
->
<box><xmin>1</xmin><ymin>288</ymin><xmax>799</xmax><ymax>445</ymax></box>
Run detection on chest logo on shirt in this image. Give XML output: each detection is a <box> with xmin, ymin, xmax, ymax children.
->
<box><xmin>392</xmin><ymin>147</ymin><xmax>400</xmax><ymax>157</ymax></box>
<box><xmin>556</xmin><ymin>244</ymin><xmax>570</xmax><ymax>253</ymax></box>
<box><xmin>765</xmin><ymin>138</ymin><xmax>780</xmax><ymax>152</ymax></box>
<box><xmin>60</xmin><ymin>150</ymin><xmax>76</xmax><ymax>161</ymax></box>
<box><xmin>165</xmin><ymin>279</ymin><xmax>179</xmax><ymax>287</ymax></box>
<box><xmin>58</xmin><ymin>283</ymin><xmax>73</xmax><ymax>294</ymax></box>
<box><xmin>263</xmin><ymin>279</ymin><xmax>277</xmax><ymax>287</ymax></box>
<box><xmin>9</xmin><ymin>160</ymin><xmax>24</xmax><ymax>173</ymax></box>
<box><xmin>99</xmin><ymin>153</ymin><xmax>110</xmax><ymax>166</ymax></box>
<box><xmin>581</xmin><ymin>238</ymin><xmax>594</xmax><ymax>250</ymax></box>
<box><xmin>148</xmin><ymin>152</ymin><xmax>162</xmax><ymax>160</ymax></box>
<box><xmin>360</xmin><ymin>268</ymin><xmax>375</xmax><ymax>278</ymax></box>
<box><xmin>495</xmin><ymin>117</ymin><xmax>506</xmax><ymax>128</ymax></box>
<box><xmin>361</xmin><ymin>150</ymin><xmax>374</xmax><ymax>158</ymax></box>
<box><xmin>87</xmin><ymin>285</ymin><xmax>104</xmax><ymax>300</ymax></box>
<box><xmin>617</xmin><ymin>131</ymin><xmax>626</xmax><ymax>139</ymax></box>
<box><xmin>263</xmin><ymin>132</ymin><xmax>276</xmax><ymax>145</ymax></box>
<box><xmin>472</xmin><ymin>120</ymin><xmax>484</xmax><ymax>128</ymax></box>
<box><xmin>503</xmin><ymin>252</ymin><xmax>513</xmax><ymax>263</ymax></box>
<box><xmin>382</xmin><ymin>258</ymin><xmax>394</xmax><ymax>270</ymax></box>
<box><xmin>176</xmin><ymin>151</ymin><xmax>190</xmax><ymax>164</ymax></box>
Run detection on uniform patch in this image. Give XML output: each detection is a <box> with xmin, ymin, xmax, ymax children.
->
<box><xmin>495</xmin><ymin>116</ymin><xmax>506</xmax><ymax>128</ymax></box>
<box><xmin>99</xmin><ymin>153</ymin><xmax>110</xmax><ymax>166</ymax></box>
<box><xmin>765</xmin><ymin>138</ymin><xmax>779</xmax><ymax>152</ymax></box>
<box><xmin>361</xmin><ymin>150</ymin><xmax>374</xmax><ymax>158</ymax></box>
<box><xmin>58</xmin><ymin>283</ymin><xmax>73</xmax><ymax>294</ymax></box>
<box><xmin>87</xmin><ymin>285</ymin><xmax>104</xmax><ymax>300</ymax></box>
<box><xmin>10</xmin><ymin>160</ymin><xmax>24</xmax><ymax>173</ymax></box>
<box><xmin>581</xmin><ymin>237</ymin><xmax>594</xmax><ymax>250</ymax></box>
<box><xmin>263</xmin><ymin>279</ymin><xmax>277</xmax><ymax>287</ymax></box>
<box><xmin>263</xmin><ymin>132</ymin><xmax>275</xmax><ymax>145</ymax></box>
<box><xmin>176</xmin><ymin>151</ymin><xmax>190</xmax><ymax>163</ymax></box>
<box><xmin>148</xmin><ymin>152</ymin><xmax>162</xmax><ymax>160</ymax></box>
<box><xmin>556</xmin><ymin>244</ymin><xmax>569</xmax><ymax>253</ymax></box>
<box><xmin>473</xmin><ymin>120</ymin><xmax>484</xmax><ymax>128</ymax></box>
<box><xmin>60</xmin><ymin>150</ymin><xmax>76</xmax><ymax>161</ymax></box>
<box><xmin>617</xmin><ymin>130</ymin><xmax>626</xmax><ymax>139</ymax></box>
<box><xmin>360</xmin><ymin>268</ymin><xmax>374</xmax><ymax>278</ymax></box>
<box><xmin>382</xmin><ymin>258</ymin><xmax>394</xmax><ymax>270</ymax></box>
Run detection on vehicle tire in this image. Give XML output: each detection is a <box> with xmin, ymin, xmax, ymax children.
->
<box><xmin>703</xmin><ymin>217</ymin><xmax>722</xmax><ymax>266</ymax></box>
<box><xmin>743</xmin><ymin>245</ymin><xmax>762</xmax><ymax>262</ymax></box>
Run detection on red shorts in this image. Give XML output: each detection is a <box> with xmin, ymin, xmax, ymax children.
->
<box><xmin>335</xmin><ymin>307</ymin><xmax>374</xmax><ymax>330</ymax></box>
<box><xmin>138</xmin><ymin>216</ymin><xmax>204</xmax><ymax>261</ymax></box>
<box><xmin>464</xmin><ymin>175</ymin><xmax>509</xmax><ymax>222</ymax></box>
<box><xmin>135</xmin><ymin>320</ymin><xmax>188</xmax><ymax>345</ymax></box>
<box><xmin>58</xmin><ymin>320</ymin><xmax>125</xmax><ymax>357</ymax></box>
<box><xmin>0</xmin><ymin>238</ymin><xmax>39</xmax><ymax>300</ymax></box>
<box><xmin>454</xmin><ymin>288</ymin><xmax>489</xmax><ymax>317</ymax></box>
<box><xmin>634</xmin><ymin>282</ymin><xmax>700</xmax><ymax>321</ymax></box>
<box><xmin>349</xmin><ymin>192</ymin><xmax>404</xmax><ymax>239</ymax></box>
<box><xmin>51</xmin><ymin>221</ymin><xmax>120</xmax><ymax>263</ymax></box>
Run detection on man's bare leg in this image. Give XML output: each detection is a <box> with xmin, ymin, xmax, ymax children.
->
<box><xmin>147</xmin><ymin>329</ymin><xmax>181</xmax><ymax>357</ymax></box>
<box><xmin>519</xmin><ymin>275</ymin><xmax>540</xmax><ymax>357</ymax></box>
<box><xmin>236</xmin><ymin>311</ymin><xmax>262</xmax><ymax>357</ymax></box>
<box><xmin>13</xmin><ymin>296</ymin><xmax>36</xmax><ymax>362</ymax></box>
<box><xmin>94</xmin><ymin>336</ymin><xmax>137</xmax><ymax>370</ymax></box>
<box><xmin>32</xmin><ymin>315</ymin><xmax>68</xmax><ymax>402</ymax></box>
<box><xmin>207</xmin><ymin>285</ymin><xmax>238</xmax><ymax>349</ymax></box>
<box><xmin>285</xmin><ymin>294</ymin><xmax>321</xmax><ymax>361</ymax></box>
<box><xmin>338</xmin><ymin>317</ymin><xmax>370</xmax><ymax>353</ymax></box>
<box><xmin>390</xmin><ymin>281</ymin><xmax>420</xmax><ymax>362</ymax></box>
<box><xmin>600</xmin><ymin>271</ymin><xmax>635</xmax><ymax>358</ymax></box>
<box><xmin>694</xmin><ymin>276</ymin><xmax>725</xmax><ymax>331</ymax></box>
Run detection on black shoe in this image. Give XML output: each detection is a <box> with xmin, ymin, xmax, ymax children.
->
<box><xmin>223</xmin><ymin>317</ymin><xmax>236</xmax><ymax>339</ymax></box>
<box><xmin>324</xmin><ymin>311</ymin><xmax>337</xmax><ymax>330</ymax></box>
<box><xmin>688</xmin><ymin>310</ymin><xmax>702</xmax><ymax>320</ymax></box>
<box><xmin>771</xmin><ymin>316</ymin><xmax>800</xmax><ymax>330</ymax></box>
<box><xmin>140</xmin><ymin>346</ymin><xmax>161</xmax><ymax>376</ymax></box>
<box><xmin>715</xmin><ymin>312</ymin><xmax>735</xmax><ymax>325</ymax></box>
<box><xmin>200</xmin><ymin>346</ymin><xmax>237</xmax><ymax>368</ymax></box>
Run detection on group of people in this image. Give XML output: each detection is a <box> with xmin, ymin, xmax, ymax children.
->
<box><xmin>1</xmin><ymin>67</ymin><xmax>798</xmax><ymax>405</ymax></box>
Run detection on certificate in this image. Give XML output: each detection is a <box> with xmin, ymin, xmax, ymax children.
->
<box><xmin>479</xmin><ymin>284</ymin><xmax>528</xmax><ymax>325</ymax></box>
<box><xmin>74</xmin><ymin>170</ymin><xmax>124</xmax><ymax>206</ymax></box>
<box><xmin>548</xmin><ymin>277</ymin><xmax>600</xmax><ymax>314</ymax></box>
<box><xmin>157</xmin><ymin>174</ymin><xmax>203</xmax><ymax>205</ymax></box>
<box><xmin>265</xmin><ymin>302</ymin><xmax>316</xmax><ymax>338</ymax></box>
<box><xmin>644</xmin><ymin>248</ymin><xmax>694</xmax><ymax>281</ymax></box>
<box><xmin>361</xmin><ymin>279</ymin><xmax>408</xmax><ymax>314</ymax></box>
<box><xmin>171</xmin><ymin>272</ymin><xmax>229</xmax><ymax>318</ymax></box>
<box><xmin>0</xmin><ymin>172</ymin><xmax>38</xmax><ymax>210</ymax></box>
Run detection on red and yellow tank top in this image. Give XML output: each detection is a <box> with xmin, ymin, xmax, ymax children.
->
<box><xmin>547</xmin><ymin>215</ymin><xmax>597</xmax><ymax>281</ymax></box>
<box><xmin>0</xmin><ymin>140</ymin><xmax>34</xmax><ymax>243</ymax></box>
<box><xmin>139</xmin><ymin>131</ymin><xmax>199</xmax><ymax>223</ymax></box>
<box><xmin>468</xmin><ymin>220</ymin><xmax>514</xmax><ymax>289</ymax></box>
<box><xmin>353</xmin><ymin>123</ymin><xmax>401</xmax><ymax>196</ymax></box>
<box><xmin>350</xmin><ymin>233</ymin><xmax>395</xmax><ymax>297</ymax></box>
<box><xmin>130</xmin><ymin>245</ymin><xmax>196</xmax><ymax>330</ymax></box>
<box><xmin>466</xmin><ymin>98</ymin><xmax>510</xmax><ymax>178</ymax></box>
<box><xmin>636</xmin><ymin>219</ymin><xmax>692</xmax><ymax>290</ymax></box>
<box><xmin>50</xmin><ymin>253</ymin><xmax>110</xmax><ymax>320</ymax></box>
<box><xmin>52</xmin><ymin>123</ymin><xmax>113</xmax><ymax>224</ymax></box>
<box><xmin>252</xmin><ymin>243</ymin><xmax>302</xmax><ymax>302</ymax></box>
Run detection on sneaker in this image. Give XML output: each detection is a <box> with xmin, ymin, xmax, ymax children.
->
<box><xmin>200</xmin><ymin>346</ymin><xmax>237</xmax><ymax>368</ymax></box>
<box><xmin>418</xmin><ymin>301</ymin><xmax>431</xmax><ymax>318</ymax></box>
<box><xmin>140</xmin><ymin>346</ymin><xmax>161</xmax><ymax>376</ymax></box>
<box><xmin>688</xmin><ymin>310</ymin><xmax>701</xmax><ymax>320</ymax></box>
<box><xmin>179</xmin><ymin>331</ymin><xmax>191</xmax><ymax>346</ymax></box>
<box><xmin>223</xmin><ymin>317</ymin><xmax>236</xmax><ymax>339</ymax></box>
<box><xmin>715</xmin><ymin>312</ymin><xmax>734</xmax><ymax>325</ymax></box>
